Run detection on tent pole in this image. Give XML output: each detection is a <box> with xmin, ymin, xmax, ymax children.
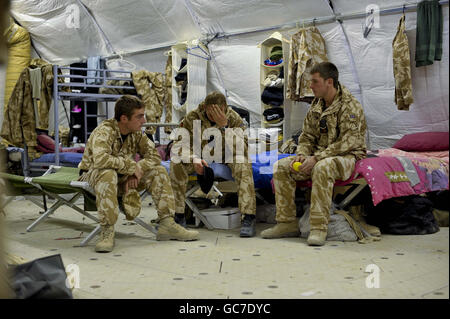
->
<box><xmin>75</xmin><ymin>0</ymin><xmax>116</xmax><ymax>55</ymax></box>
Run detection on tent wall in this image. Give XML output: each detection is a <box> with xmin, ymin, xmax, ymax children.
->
<box><xmin>1</xmin><ymin>1</ymin><xmax>448</xmax><ymax>149</ymax></box>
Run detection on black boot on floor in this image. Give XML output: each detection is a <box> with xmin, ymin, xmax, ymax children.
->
<box><xmin>240</xmin><ymin>214</ymin><xmax>256</xmax><ymax>237</ymax></box>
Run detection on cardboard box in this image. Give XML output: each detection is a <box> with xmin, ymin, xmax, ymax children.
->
<box><xmin>197</xmin><ymin>207</ymin><xmax>241</xmax><ymax>230</ymax></box>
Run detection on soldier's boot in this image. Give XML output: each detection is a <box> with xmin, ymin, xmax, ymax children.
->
<box><xmin>95</xmin><ymin>225</ymin><xmax>115</xmax><ymax>253</ymax></box>
<box><xmin>261</xmin><ymin>221</ymin><xmax>299</xmax><ymax>239</ymax></box>
<box><xmin>307</xmin><ymin>229</ymin><xmax>327</xmax><ymax>246</ymax></box>
<box><xmin>349</xmin><ymin>206</ymin><xmax>381</xmax><ymax>237</ymax></box>
<box><xmin>156</xmin><ymin>216</ymin><xmax>199</xmax><ymax>241</ymax></box>
<box><xmin>240</xmin><ymin>214</ymin><xmax>256</xmax><ymax>238</ymax></box>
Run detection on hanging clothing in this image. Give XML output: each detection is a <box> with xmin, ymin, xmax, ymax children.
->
<box><xmin>98</xmin><ymin>79</ymin><xmax>137</xmax><ymax>95</ymax></box>
<box><xmin>392</xmin><ymin>15</ymin><xmax>414</xmax><ymax>111</ymax></box>
<box><xmin>131</xmin><ymin>70</ymin><xmax>167</xmax><ymax>135</ymax></box>
<box><xmin>29</xmin><ymin>66</ymin><xmax>42</xmax><ymax>126</ymax></box>
<box><xmin>0</xmin><ymin>58</ymin><xmax>60</xmax><ymax>160</ymax></box>
<box><xmin>87</xmin><ymin>56</ymin><xmax>102</xmax><ymax>85</ymax></box>
<box><xmin>163</xmin><ymin>54</ymin><xmax>173</xmax><ymax>134</ymax></box>
<box><xmin>287</xmin><ymin>27</ymin><xmax>328</xmax><ymax>102</ymax></box>
<box><xmin>415</xmin><ymin>0</ymin><xmax>443</xmax><ymax>67</ymax></box>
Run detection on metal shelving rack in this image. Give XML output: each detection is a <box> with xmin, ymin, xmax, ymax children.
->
<box><xmin>26</xmin><ymin>65</ymin><xmax>136</xmax><ymax>175</ymax></box>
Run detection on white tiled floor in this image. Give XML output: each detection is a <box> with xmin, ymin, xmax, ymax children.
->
<box><xmin>2</xmin><ymin>197</ymin><xmax>449</xmax><ymax>299</ymax></box>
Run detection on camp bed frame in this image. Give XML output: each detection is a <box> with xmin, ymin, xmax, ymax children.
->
<box><xmin>184</xmin><ymin>173</ymin><xmax>367</xmax><ymax>230</ymax></box>
<box><xmin>0</xmin><ymin>165</ymin><xmax>157</xmax><ymax>246</ymax></box>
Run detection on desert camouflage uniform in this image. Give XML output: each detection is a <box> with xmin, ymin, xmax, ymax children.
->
<box><xmin>132</xmin><ymin>70</ymin><xmax>167</xmax><ymax>136</ymax></box>
<box><xmin>393</xmin><ymin>15</ymin><xmax>414</xmax><ymax>111</ymax></box>
<box><xmin>78</xmin><ymin>118</ymin><xmax>175</xmax><ymax>226</ymax></box>
<box><xmin>287</xmin><ymin>27</ymin><xmax>328</xmax><ymax>102</ymax></box>
<box><xmin>169</xmin><ymin>103</ymin><xmax>256</xmax><ymax>217</ymax></box>
<box><xmin>98</xmin><ymin>79</ymin><xmax>137</xmax><ymax>95</ymax></box>
<box><xmin>274</xmin><ymin>84</ymin><xmax>367</xmax><ymax>231</ymax></box>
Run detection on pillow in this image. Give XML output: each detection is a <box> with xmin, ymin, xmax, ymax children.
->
<box><xmin>37</xmin><ymin>134</ymin><xmax>63</xmax><ymax>152</ymax></box>
<box><xmin>35</xmin><ymin>144</ymin><xmax>53</xmax><ymax>154</ymax></box>
<box><xmin>393</xmin><ymin>132</ymin><xmax>449</xmax><ymax>152</ymax></box>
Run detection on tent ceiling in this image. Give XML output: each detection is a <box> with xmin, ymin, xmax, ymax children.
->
<box><xmin>82</xmin><ymin>0</ymin><xmax>202</xmax><ymax>55</ymax></box>
<box><xmin>188</xmin><ymin>0</ymin><xmax>333</xmax><ymax>35</ymax></box>
<box><xmin>331</xmin><ymin>0</ymin><xmax>415</xmax><ymax>15</ymax></box>
<box><xmin>10</xmin><ymin>0</ymin><xmax>443</xmax><ymax>64</ymax></box>
<box><xmin>10</xmin><ymin>0</ymin><xmax>110</xmax><ymax>64</ymax></box>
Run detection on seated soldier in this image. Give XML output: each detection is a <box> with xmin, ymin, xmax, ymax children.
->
<box><xmin>79</xmin><ymin>95</ymin><xmax>199</xmax><ymax>253</ymax></box>
<box><xmin>261</xmin><ymin>62</ymin><xmax>367</xmax><ymax>246</ymax></box>
<box><xmin>169</xmin><ymin>91</ymin><xmax>257</xmax><ymax>237</ymax></box>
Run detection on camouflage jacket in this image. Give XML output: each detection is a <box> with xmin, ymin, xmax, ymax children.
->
<box><xmin>176</xmin><ymin>103</ymin><xmax>248</xmax><ymax>162</ymax></box>
<box><xmin>78</xmin><ymin>118</ymin><xmax>162</xmax><ymax>175</ymax></box>
<box><xmin>287</xmin><ymin>27</ymin><xmax>328</xmax><ymax>101</ymax></box>
<box><xmin>131</xmin><ymin>70</ymin><xmax>168</xmax><ymax>136</ymax></box>
<box><xmin>0</xmin><ymin>59</ymin><xmax>57</xmax><ymax>160</ymax></box>
<box><xmin>296</xmin><ymin>84</ymin><xmax>367</xmax><ymax>161</ymax></box>
<box><xmin>392</xmin><ymin>15</ymin><xmax>414</xmax><ymax>110</ymax></box>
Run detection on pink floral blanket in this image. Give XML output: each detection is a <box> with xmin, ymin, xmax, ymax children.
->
<box><xmin>355</xmin><ymin>148</ymin><xmax>449</xmax><ymax>205</ymax></box>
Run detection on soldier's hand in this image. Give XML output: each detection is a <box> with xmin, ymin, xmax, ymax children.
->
<box><xmin>121</xmin><ymin>180</ymin><xmax>129</xmax><ymax>195</ymax></box>
<box><xmin>127</xmin><ymin>176</ymin><xmax>139</xmax><ymax>190</ymax></box>
<box><xmin>300</xmin><ymin>156</ymin><xmax>318</xmax><ymax>175</ymax></box>
<box><xmin>193</xmin><ymin>159</ymin><xmax>208</xmax><ymax>175</ymax></box>
<box><xmin>208</xmin><ymin>104</ymin><xmax>228</xmax><ymax>128</ymax></box>
<box><xmin>290</xmin><ymin>155</ymin><xmax>306</xmax><ymax>173</ymax></box>
<box><xmin>134</xmin><ymin>164</ymin><xmax>143</xmax><ymax>182</ymax></box>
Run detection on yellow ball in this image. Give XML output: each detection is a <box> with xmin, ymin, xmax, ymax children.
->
<box><xmin>293</xmin><ymin>162</ymin><xmax>302</xmax><ymax>172</ymax></box>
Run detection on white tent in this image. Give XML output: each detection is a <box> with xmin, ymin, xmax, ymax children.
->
<box><xmin>1</xmin><ymin>0</ymin><xmax>448</xmax><ymax>149</ymax></box>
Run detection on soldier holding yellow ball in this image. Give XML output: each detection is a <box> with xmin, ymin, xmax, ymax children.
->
<box><xmin>261</xmin><ymin>62</ymin><xmax>367</xmax><ymax>246</ymax></box>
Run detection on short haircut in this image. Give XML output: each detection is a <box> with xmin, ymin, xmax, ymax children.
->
<box><xmin>310</xmin><ymin>62</ymin><xmax>339</xmax><ymax>89</ymax></box>
<box><xmin>114</xmin><ymin>95</ymin><xmax>144</xmax><ymax>121</ymax></box>
<box><xmin>204</xmin><ymin>91</ymin><xmax>227</xmax><ymax>108</ymax></box>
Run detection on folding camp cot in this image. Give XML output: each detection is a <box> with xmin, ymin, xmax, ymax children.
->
<box><xmin>0</xmin><ymin>166</ymin><xmax>157</xmax><ymax>246</ymax></box>
<box><xmin>160</xmin><ymin>155</ymin><xmax>369</xmax><ymax>231</ymax></box>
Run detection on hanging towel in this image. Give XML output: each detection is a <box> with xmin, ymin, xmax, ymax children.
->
<box><xmin>28</xmin><ymin>67</ymin><xmax>42</xmax><ymax>128</ymax></box>
<box><xmin>392</xmin><ymin>15</ymin><xmax>414</xmax><ymax>110</ymax></box>
<box><xmin>415</xmin><ymin>0</ymin><xmax>443</xmax><ymax>67</ymax></box>
<box><xmin>87</xmin><ymin>56</ymin><xmax>101</xmax><ymax>84</ymax></box>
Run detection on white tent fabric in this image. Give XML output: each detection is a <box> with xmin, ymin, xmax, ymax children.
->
<box><xmin>1</xmin><ymin>0</ymin><xmax>449</xmax><ymax>149</ymax></box>
<box><xmin>343</xmin><ymin>9</ymin><xmax>449</xmax><ymax>148</ymax></box>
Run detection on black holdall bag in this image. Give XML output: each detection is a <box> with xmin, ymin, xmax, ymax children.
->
<box><xmin>365</xmin><ymin>195</ymin><xmax>439</xmax><ymax>235</ymax></box>
<box><xmin>9</xmin><ymin>254</ymin><xmax>74</xmax><ymax>299</ymax></box>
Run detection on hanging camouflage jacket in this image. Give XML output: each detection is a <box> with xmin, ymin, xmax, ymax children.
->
<box><xmin>392</xmin><ymin>15</ymin><xmax>414</xmax><ymax>111</ymax></box>
<box><xmin>296</xmin><ymin>83</ymin><xmax>367</xmax><ymax>161</ymax></box>
<box><xmin>131</xmin><ymin>70</ymin><xmax>167</xmax><ymax>136</ymax></box>
<box><xmin>0</xmin><ymin>59</ymin><xmax>59</xmax><ymax>159</ymax></box>
<box><xmin>287</xmin><ymin>27</ymin><xmax>328</xmax><ymax>102</ymax></box>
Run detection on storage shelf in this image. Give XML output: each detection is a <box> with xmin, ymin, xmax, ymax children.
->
<box><xmin>261</xmin><ymin>61</ymin><xmax>284</xmax><ymax>68</ymax></box>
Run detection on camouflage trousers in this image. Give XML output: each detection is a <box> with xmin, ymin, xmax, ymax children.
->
<box><xmin>273</xmin><ymin>155</ymin><xmax>356</xmax><ymax>231</ymax></box>
<box><xmin>80</xmin><ymin>164</ymin><xmax>176</xmax><ymax>226</ymax></box>
<box><xmin>169</xmin><ymin>161</ymin><xmax>256</xmax><ymax>217</ymax></box>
